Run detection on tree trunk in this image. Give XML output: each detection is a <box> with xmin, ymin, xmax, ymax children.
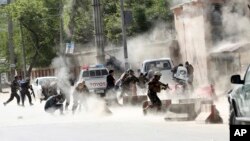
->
<box><xmin>7</xmin><ymin>0</ymin><xmax>16</xmax><ymax>81</ymax></box>
<box><xmin>20</xmin><ymin>21</ymin><xmax>40</xmax><ymax>78</ymax></box>
<box><xmin>0</xmin><ymin>73</ymin><xmax>2</xmax><ymax>93</ymax></box>
<box><xmin>26</xmin><ymin>49</ymin><xmax>39</xmax><ymax>78</ymax></box>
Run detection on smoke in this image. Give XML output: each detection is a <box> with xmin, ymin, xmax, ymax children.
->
<box><xmin>204</xmin><ymin>0</ymin><xmax>250</xmax><ymax>93</ymax></box>
<box><xmin>51</xmin><ymin>55</ymin><xmax>113</xmax><ymax>116</ymax></box>
<box><xmin>222</xmin><ymin>0</ymin><xmax>250</xmax><ymax>42</ymax></box>
<box><xmin>112</xmin><ymin>22</ymin><xmax>174</xmax><ymax>70</ymax></box>
<box><xmin>51</xmin><ymin>56</ymin><xmax>72</xmax><ymax>96</ymax></box>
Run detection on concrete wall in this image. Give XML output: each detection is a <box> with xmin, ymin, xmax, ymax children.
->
<box><xmin>70</xmin><ymin>41</ymin><xmax>173</xmax><ymax>71</ymax></box>
<box><xmin>29</xmin><ymin>42</ymin><xmax>173</xmax><ymax>80</ymax></box>
<box><xmin>173</xmin><ymin>2</ymin><xmax>209</xmax><ymax>85</ymax></box>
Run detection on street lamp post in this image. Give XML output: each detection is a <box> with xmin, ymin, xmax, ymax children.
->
<box><xmin>6</xmin><ymin>0</ymin><xmax>15</xmax><ymax>80</ymax></box>
<box><xmin>93</xmin><ymin>0</ymin><xmax>105</xmax><ymax>64</ymax></box>
<box><xmin>120</xmin><ymin>0</ymin><xmax>129</xmax><ymax>70</ymax></box>
<box><xmin>19</xmin><ymin>22</ymin><xmax>26</xmax><ymax>77</ymax></box>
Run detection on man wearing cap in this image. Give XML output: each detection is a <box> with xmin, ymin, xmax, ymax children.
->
<box><xmin>3</xmin><ymin>76</ymin><xmax>20</xmax><ymax>106</ymax></box>
<box><xmin>144</xmin><ymin>71</ymin><xmax>168</xmax><ymax>114</ymax></box>
<box><xmin>120</xmin><ymin>69</ymin><xmax>139</xmax><ymax>97</ymax></box>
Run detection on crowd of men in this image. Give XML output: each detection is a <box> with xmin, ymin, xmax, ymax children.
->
<box><xmin>2</xmin><ymin>61</ymin><xmax>194</xmax><ymax>115</ymax></box>
<box><xmin>3</xmin><ymin>76</ymin><xmax>34</xmax><ymax>107</ymax></box>
<box><xmin>104</xmin><ymin>61</ymin><xmax>194</xmax><ymax>113</ymax></box>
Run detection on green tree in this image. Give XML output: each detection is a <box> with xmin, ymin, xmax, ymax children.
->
<box><xmin>103</xmin><ymin>0</ymin><xmax>173</xmax><ymax>45</ymax></box>
<box><xmin>64</xmin><ymin>0</ymin><xmax>94</xmax><ymax>44</ymax></box>
<box><xmin>1</xmin><ymin>0</ymin><xmax>174</xmax><ymax>77</ymax></box>
<box><xmin>63</xmin><ymin>0</ymin><xmax>173</xmax><ymax>46</ymax></box>
<box><xmin>103</xmin><ymin>0</ymin><xmax>122</xmax><ymax>44</ymax></box>
<box><xmin>0</xmin><ymin>8</ymin><xmax>10</xmax><ymax>74</ymax></box>
<box><xmin>5</xmin><ymin>0</ymin><xmax>61</xmax><ymax>76</ymax></box>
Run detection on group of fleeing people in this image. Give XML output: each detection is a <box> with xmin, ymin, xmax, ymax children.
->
<box><xmin>2</xmin><ymin>61</ymin><xmax>194</xmax><ymax>115</ymax></box>
<box><xmin>3</xmin><ymin>76</ymin><xmax>34</xmax><ymax>107</ymax></box>
<box><xmin>105</xmin><ymin>61</ymin><xmax>194</xmax><ymax>113</ymax></box>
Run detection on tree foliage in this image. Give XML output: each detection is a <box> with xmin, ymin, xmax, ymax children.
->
<box><xmin>103</xmin><ymin>0</ymin><xmax>173</xmax><ymax>44</ymax></box>
<box><xmin>3</xmin><ymin>0</ymin><xmax>61</xmax><ymax>76</ymax></box>
<box><xmin>64</xmin><ymin>0</ymin><xmax>94</xmax><ymax>43</ymax></box>
<box><xmin>64</xmin><ymin>0</ymin><xmax>173</xmax><ymax>45</ymax></box>
<box><xmin>0</xmin><ymin>0</ymin><xmax>173</xmax><ymax>74</ymax></box>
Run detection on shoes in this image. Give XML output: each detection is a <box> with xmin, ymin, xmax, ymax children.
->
<box><xmin>30</xmin><ymin>103</ymin><xmax>34</xmax><ymax>106</ymax></box>
<box><xmin>3</xmin><ymin>102</ymin><xmax>7</xmax><ymax>106</ymax></box>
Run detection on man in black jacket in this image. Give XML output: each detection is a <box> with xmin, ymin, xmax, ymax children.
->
<box><xmin>143</xmin><ymin>72</ymin><xmax>168</xmax><ymax>114</ymax></box>
<box><xmin>106</xmin><ymin>70</ymin><xmax>115</xmax><ymax>90</ymax></box>
<box><xmin>20</xmin><ymin>78</ymin><xmax>34</xmax><ymax>106</ymax></box>
<box><xmin>44</xmin><ymin>94</ymin><xmax>65</xmax><ymax>115</ymax></box>
<box><xmin>3</xmin><ymin>76</ymin><xmax>20</xmax><ymax>106</ymax></box>
<box><xmin>106</xmin><ymin>70</ymin><xmax>121</xmax><ymax>105</ymax></box>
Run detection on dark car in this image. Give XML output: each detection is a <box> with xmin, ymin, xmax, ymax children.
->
<box><xmin>229</xmin><ymin>65</ymin><xmax>250</xmax><ymax>125</ymax></box>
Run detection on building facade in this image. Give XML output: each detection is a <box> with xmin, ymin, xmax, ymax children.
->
<box><xmin>171</xmin><ymin>0</ymin><xmax>227</xmax><ymax>86</ymax></box>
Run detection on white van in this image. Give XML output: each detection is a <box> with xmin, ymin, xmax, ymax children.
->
<box><xmin>78</xmin><ymin>64</ymin><xmax>108</xmax><ymax>95</ymax></box>
<box><xmin>140</xmin><ymin>58</ymin><xmax>174</xmax><ymax>84</ymax></box>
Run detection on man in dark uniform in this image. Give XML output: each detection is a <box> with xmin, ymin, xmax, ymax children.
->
<box><xmin>185</xmin><ymin>61</ymin><xmax>194</xmax><ymax>91</ymax></box>
<box><xmin>138</xmin><ymin>73</ymin><xmax>149</xmax><ymax>89</ymax></box>
<box><xmin>105</xmin><ymin>70</ymin><xmax>120</xmax><ymax>105</ymax></box>
<box><xmin>118</xmin><ymin>71</ymin><xmax>130</xmax><ymax>97</ymax></box>
<box><xmin>120</xmin><ymin>69</ymin><xmax>139</xmax><ymax>97</ymax></box>
<box><xmin>3</xmin><ymin>76</ymin><xmax>20</xmax><ymax>106</ymax></box>
<box><xmin>106</xmin><ymin>70</ymin><xmax>115</xmax><ymax>91</ymax></box>
<box><xmin>20</xmin><ymin>78</ymin><xmax>34</xmax><ymax>106</ymax></box>
<box><xmin>144</xmin><ymin>71</ymin><xmax>168</xmax><ymax>114</ymax></box>
<box><xmin>44</xmin><ymin>94</ymin><xmax>65</xmax><ymax>115</ymax></box>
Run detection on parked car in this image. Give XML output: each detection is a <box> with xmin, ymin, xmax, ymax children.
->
<box><xmin>31</xmin><ymin>76</ymin><xmax>57</xmax><ymax>99</ymax></box>
<box><xmin>229</xmin><ymin>65</ymin><xmax>250</xmax><ymax>124</ymax></box>
<box><xmin>140</xmin><ymin>58</ymin><xmax>174</xmax><ymax>84</ymax></box>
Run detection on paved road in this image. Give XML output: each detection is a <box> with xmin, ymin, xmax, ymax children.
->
<box><xmin>0</xmin><ymin>89</ymin><xmax>229</xmax><ymax>141</ymax></box>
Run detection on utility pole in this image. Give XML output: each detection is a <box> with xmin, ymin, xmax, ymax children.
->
<box><xmin>92</xmin><ymin>0</ymin><xmax>105</xmax><ymax>64</ymax></box>
<box><xmin>7</xmin><ymin>0</ymin><xmax>15</xmax><ymax>81</ymax></box>
<box><xmin>59</xmin><ymin>0</ymin><xmax>64</xmax><ymax>54</ymax></box>
<box><xmin>20</xmin><ymin>22</ymin><xmax>26</xmax><ymax>77</ymax></box>
<box><xmin>120</xmin><ymin>0</ymin><xmax>129</xmax><ymax>70</ymax></box>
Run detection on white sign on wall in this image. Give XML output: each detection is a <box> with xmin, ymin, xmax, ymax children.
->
<box><xmin>65</xmin><ymin>42</ymin><xmax>74</xmax><ymax>54</ymax></box>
